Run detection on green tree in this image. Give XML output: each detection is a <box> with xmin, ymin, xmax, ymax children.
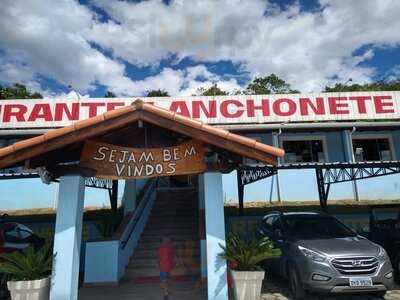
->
<box><xmin>197</xmin><ymin>84</ymin><xmax>228</xmax><ymax>96</ymax></box>
<box><xmin>246</xmin><ymin>74</ymin><xmax>299</xmax><ymax>95</ymax></box>
<box><xmin>324</xmin><ymin>79</ymin><xmax>400</xmax><ymax>92</ymax></box>
<box><xmin>146</xmin><ymin>89</ymin><xmax>169</xmax><ymax>97</ymax></box>
<box><xmin>105</xmin><ymin>91</ymin><xmax>116</xmax><ymax>98</ymax></box>
<box><xmin>0</xmin><ymin>83</ymin><xmax>42</xmax><ymax>99</ymax></box>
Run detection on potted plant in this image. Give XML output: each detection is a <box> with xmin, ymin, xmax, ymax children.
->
<box><xmin>220</xmin><ymin>233</ymin><xmax>281</xmax><ymax>300</ymax></box>
<box><xmin>0</xmin><ymin>245</ymin><xmax>53</xmax><ymax>300</ymax></box>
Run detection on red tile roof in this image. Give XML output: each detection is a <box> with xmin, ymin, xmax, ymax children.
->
<box><xmin>0</xmin><ymin>100</ymin><xmax>284</xmax><ymax>169</ymax></box>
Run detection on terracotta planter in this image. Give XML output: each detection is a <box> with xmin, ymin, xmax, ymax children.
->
<box><xmin>231</xmin><ymin>270</ymin><xmax>265</xmax><ymax>300</ymax></box>
<box><xmin>7</xmin><ymin>277</ymin><xmax>50</xmax><ymax>300</ymax></box>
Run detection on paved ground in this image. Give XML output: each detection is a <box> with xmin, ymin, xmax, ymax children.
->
<box><xmin>79</xmin><ymin>276</ymin><xmax>400</xmax><ymax>300</ymax></box>
<box><xmin>261</xmin><ymin>275</ymin><xmax>400</xmax><ymax>300</ymax></box>
<box><xmin>79</xmin><ymin>279</ymin><xmax>207</xmax><ymax>300</ymax></box>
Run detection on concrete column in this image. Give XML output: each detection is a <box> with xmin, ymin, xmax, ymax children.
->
<box><xmin>50</xmin><ymin>175</ymin><xmax>85</xmax><ymax>300</ymax></box>
<box><xmin>343</xmin><ymin>130</ymin><xmax>360</xmax><ymax>201</ymax></box>
<box><xmin>272</xmin><ymin>133</ymin><xmax>282</xmax><ymax>202</ymax></box>
<box><xmin>203</xmin><ymin>172</ymin><xmax>228</xmax><ymax>300</ymax></box>
<box><xmin>198</xmin><ymin>175</ymin><xmax>207</xmax><ymax>282</ymax></box>
<box><xmin>122</xmin><ymin>179</ymin><xmax>137</xmax><ymax>215</ymax></box>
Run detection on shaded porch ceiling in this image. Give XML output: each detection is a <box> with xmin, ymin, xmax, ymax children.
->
<box><xmin>0</xmin><ymin>100</ymin><xmax>284</xmax><ymax>174</ymax></box>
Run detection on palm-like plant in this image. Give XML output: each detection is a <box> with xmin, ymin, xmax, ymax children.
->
<box><xmin>219</xmin><ymin>233</ymin><xmax>281</xmax><ymax>271</ymax></box>
<box><xmin>0</xmin><ymin>245</ymin><xmax>53</xmax><ymax>281</ymax></box>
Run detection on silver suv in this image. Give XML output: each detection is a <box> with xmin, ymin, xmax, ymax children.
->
<box><xmin>258</xmin><ymin>212</ymin><xmax>394</xmax><ymax>299</ymax></box>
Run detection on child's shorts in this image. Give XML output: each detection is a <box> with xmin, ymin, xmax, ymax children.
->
<box><xmin>160</xmin><ymin>271</ymin><xmax>170</xmax><ymax>282</ymax></box>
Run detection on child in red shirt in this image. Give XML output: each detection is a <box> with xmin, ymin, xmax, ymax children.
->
<box><xmin>158</xmin><ymin>236</ymin><xmax>176</xmax><ymax>299</ymax></box>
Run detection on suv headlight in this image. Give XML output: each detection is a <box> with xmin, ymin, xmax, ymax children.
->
<box><xmin>298</xmin><ymin>246</ymin><xmax>327</xmax><ymax>262</ymax></box>
<box><xmin>377</xmin><ymin>246</ymin><xmax>388</xmax><ymax>259</ymax></box>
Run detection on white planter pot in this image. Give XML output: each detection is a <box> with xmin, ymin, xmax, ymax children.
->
<box><xmin>7</xmin><ymin>277</ymin><xmax>50</xmax><ymax>300</ymax></box>
<box><xmin>231</xmin><ymin>270</ymin><xmax>265</xmax><ymax>300</ymax></box>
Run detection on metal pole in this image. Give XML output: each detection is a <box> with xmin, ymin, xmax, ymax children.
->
<box><xmin>316</xmin><ymin>169</ymin><xmax>327</xmax><ymax>210</ymax></box>
<box><xmin>269</xmin><ymin>174</ymin><xmax>275</xmax><ymax>204</ymax></box>
<box><xmin>109</xmin><ymin>180</ymin><xmax>119</xmax><ymax>212</ymax></box>
<box><xmin>272</xmin><ymin>131</ymin><xmax>282</xmax><ymax>203</ymax></box>
<box><xmin>343</xmin><ymin>129</ymin><xmax>360</xmax><ymax>201</ymax></box>
<box><xmin>237</xmin><ymin>170</ymin><xmax>245</xmax><ymax>216</ymax></box>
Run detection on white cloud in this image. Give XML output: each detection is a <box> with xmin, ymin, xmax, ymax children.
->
<box><xmin>385</xmin><ymin>65</ymin><xmax>400</xmax><ymax>82</ymax></box>
<box><xmin>88</xmin><ymin>0</ymin><xmax>400</xmax><ymax>92</ymax></box>
<box><xmin>0</xmin><ymin>0</ymin><xmax>136</xmax><ymax>94</ymax></box>
<box><xmin>107</xmin><ymin>66</ymin><xmax>242</xmax><ymax>96</ymax></box>
<box><xmin>0</xmin><ymin>0</ymin><xmax>241</xmax><ymax>96</ymax></box>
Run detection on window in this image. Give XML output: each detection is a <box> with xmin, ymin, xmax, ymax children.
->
<box><xmin>0</xmin><ymin>139</ymin><xmax>24</xmax><ymax>174</ymax></box>
<box><xmin>353</xmin><ymin>138</ymin><xmax>393</xmax><ymax>162</ymax></box>
<box><xmin>243</xmin><ymin>135</ymin><xmax>262</xmax><ymax>165</ymax></box>
<box><xmin>282</xmin><ymin>215</ymin><xmax>356</xmax><ymax>240</ymax></box>
<box><xmin>262</xmin><ymin>215</ymin><xmax>277</xmax><ymax>230</ymax></box>
<box><xmin>372</xmin><ymin>207</ymin><xmax>400</xmax><ymax>222</ymax></box>
<box><xmin>282</xmin><ymin>139</ymin><xmax>325</xmax><ymax>163</ymax></box>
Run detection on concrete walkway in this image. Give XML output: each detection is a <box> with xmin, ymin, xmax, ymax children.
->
<box><xmin>80</xmin><ymin>276</ymin><xmax>400</xmax><ymax>300</ymax></box>
<box><xmin>79</xmin><ymin>280</ymin><xmax>207</xmax><ymax>300</ymax></box>
<box><xmin>261</xmin><ymin>275</ymin><xmax>400</xmax><ymax>300</ymax></box>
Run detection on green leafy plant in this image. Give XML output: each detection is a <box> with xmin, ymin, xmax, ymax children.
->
<box><xmin>96</xmin><ymin>209</ymin><xmax>123</xmax><ymax>238</ymax></box>
<box><xmin>0</xmin><ymin>245</ymin><xmax>53</xmax><ymax>281</ymax></box>
<box><xmin>219</xmin><ymin>233</ymin><xmax>281</xmax><ymax>271</ymax></box>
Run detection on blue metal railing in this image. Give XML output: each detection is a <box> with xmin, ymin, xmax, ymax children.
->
<box><xmin>84</xmin><ymin>178</ymin><xmax>158</xmax><ymax>283</ymax></box>
<box><xmin>120</xmin><ymin>178</ymin><xmax>158</xmax><ymax>249</ymax></box>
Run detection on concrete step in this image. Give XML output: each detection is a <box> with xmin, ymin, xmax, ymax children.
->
<box><xmin>142</xmin><ymin>227</ymin><xmax>197</xmax><ymax>234</ymax></box>
<box><xmin>145</xmin><ymin>219</ymin><xmax>197</xmax><ymax>225</ymax></box>
<box><xmin>133</xmin><ymin>248</ymin><xmax>200</xmax><ymax>259</ymax></box>
<box><xmin>149</xmin><ymin>209</ymin><xmax>198</xmax><ymax>216</ymax></box>
<box><xmin>136</xmin><ymin>241</ymin><xmax>200</xmax><ymax>251</ymax></box>
<box><xmin>144</xmin><ymin>222</ymin><xmax>199</xmax><ymax>231</ymax></box>
<box><xmin>123</xmin><ymin>188</ymin><xmax>201</xmax><ymax>282</ymax></box>
<box><xmin>156</xmin><ymin>189</ymin><xmax>196</xmax><ymax>195</ymax></box>
<box><xmin>142</xmin><ymin>228</ymin><xmax>198</xmax><ymax>235</ymax></box>
<box><xmin>125</xmin><ymin>267</ymin><xmax>159</xmax><ymax>277</ymax></box>
<box><xmin>146</xmin><ymin>216</ymin><xmax>197</xmax><ymax>222</ymax></box>
<box><xmin>154</xmin><ymin>196</ymin><xmax>197</xmax><ymax>202</ymax></box>
<box><xmin>156</xmin><ymin>195</ymin><xmax>197</xmax><ymax>201</ymax></box>
<box><xmin>155</xmin><ymin>199</ymin><xmax>197</xmax><ymax>204</ymax></box>
<box><xmin>151</xmin><ymin>205</ymin><xmax>198</xmax><ymax>214</ymax></box>
<box><xmin>145</xmin><ymin>220</ymin><xmax>198</xmax><ymax>227</ymax></box>
<box><xmin>125</xmin><ymin>265</ymin><xmax>200</xmax><ymax>278</ymax></box>
<box><xmin>146</xmin><ymin>217</ymin><xmax>198</xmax><ymax>224</ymax></box>
<box><xmin>129</xmin><ymin>255</ymin><xmax>201</xmax><ymax>268</ymax></box>
<box><xmin>139</xmin><ymin>235</ymin><xmax>199</xmax><ymax>243</ymax></box>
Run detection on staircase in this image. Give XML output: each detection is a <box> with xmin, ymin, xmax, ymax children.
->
<box><xmin>125</xmin><ymin>187</ymin><xmax>200</xmax><ymax>282</ymax></box>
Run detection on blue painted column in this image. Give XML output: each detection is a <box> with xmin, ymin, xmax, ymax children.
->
<box><xmin>198</xmin><ymin>175</ymin><xmax>207</xmax><ymax>282</ymax></box>
<box><xmin>203</xmin><ymin>172</ymin><xmax>228</xmax><ymax>300</ymax></box>
<box><xmin>343</xmin><ymin>129</ymin><xmax>360</xmax><ymax>201</ymax></box>
<box><xmin>122</xmin><ymin>179</ymin><xmax>137</xmax><ymax>215</ymax></box>
<box><xmin>50</xmin><ymin>175</ymin><xmax>85</xmax><ymax>300</ymax></box>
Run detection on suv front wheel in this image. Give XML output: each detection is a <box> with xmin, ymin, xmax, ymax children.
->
<box><xmin>288</xmin><ymin>264</ymin><xmax>306</xmax><ymax>300</ymax></box>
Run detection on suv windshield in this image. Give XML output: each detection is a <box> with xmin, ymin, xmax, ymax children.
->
<box><xmin>282</xmin><ymin>214</ymin><xmax>357</xmax><ymax>240</ymax></box>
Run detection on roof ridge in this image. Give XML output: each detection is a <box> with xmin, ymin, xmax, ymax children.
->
<box><xmin>0</xmin><ymin>101</ymin><xmax>284</xmax><ymax>169</ymax></box>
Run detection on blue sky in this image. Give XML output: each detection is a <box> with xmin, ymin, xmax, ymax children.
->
<box><xmin>1</xmin><ymin>170</ymin><xmax>400</xmax><ymax>210</ymax></box>
<box><xmin>2</xmin><ymin>0</ymin><xmax>400</xmax><ymax>97</ymax></box>
<box><xmin>1</xmin><ymin>0</ymin><xmax>400</xmax><ymax>209</ymax></box>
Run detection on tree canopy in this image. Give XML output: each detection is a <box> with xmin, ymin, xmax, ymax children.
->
<box><xmin>105</xmin><ymin>91</ymin><xmax>116</xmax><ymax>98</ymax></box>
<box><xmin>246</xmin><ymin>74</ymin><xmax>299</xmax><ymax>95</ymax></box>
<box><xmin>324</xmin><ymin>80</ymin><xmax>400</xmax><ymax>92</ymax></box>
<box><xmin>197</xmin><ymin>84</ymin><xmax>228</xmax><ymax>96</ymax></box>
<box><xmin>4</xmin><ymin>75</ymin><xmax>400</xmax><ymax>102</ymax></box>
<box><xmin>0</xmin><ymin>83</ymin><xmax>43</xmax><ymax>99</ymax></box>
<box><xmin>146</xmin><ymin>89</ymin><xmax>169</xmax><ymax>97</ymax></box>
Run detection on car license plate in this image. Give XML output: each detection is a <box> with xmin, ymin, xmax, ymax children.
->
<box><xmin>349</xmin><ymin>277</ymin><xmax>373</xmax><ymax>287</ymax></box>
